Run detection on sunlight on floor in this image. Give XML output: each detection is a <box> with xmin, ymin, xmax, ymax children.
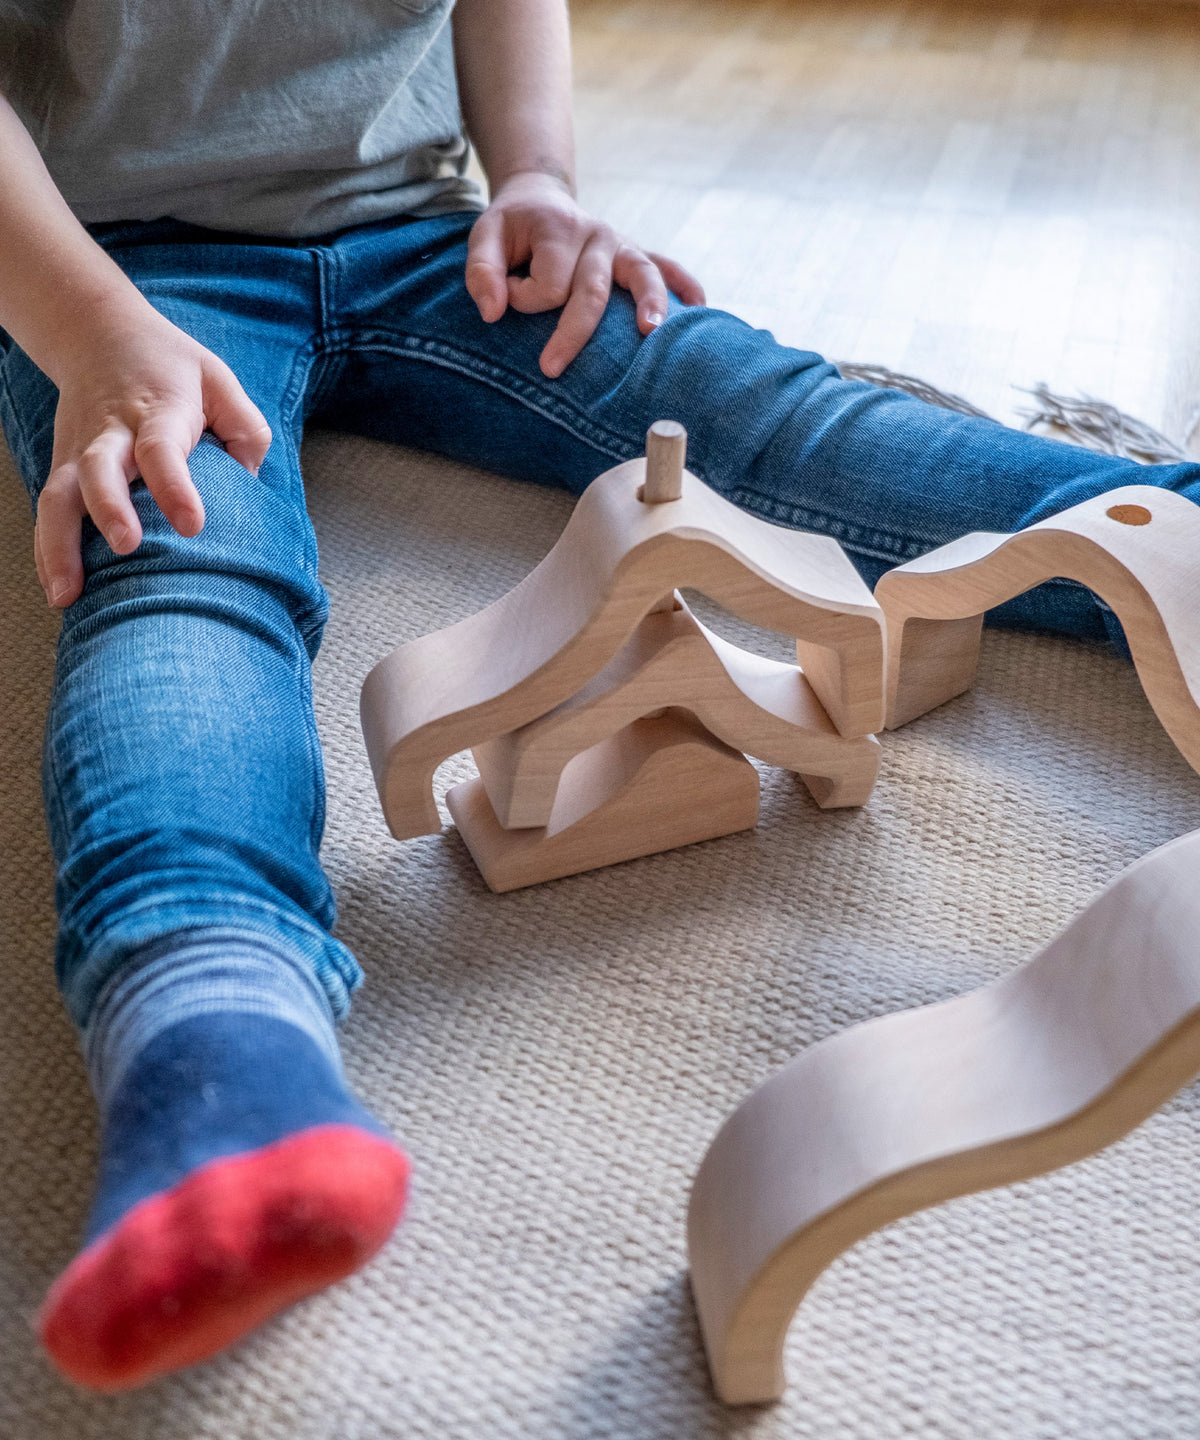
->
<box><xmin>571</xmin><ymin>0</ymin><xmax>1200</xmax><ymax>445</ymax></box>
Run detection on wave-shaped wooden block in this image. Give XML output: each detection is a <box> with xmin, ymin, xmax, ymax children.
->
<box><xmin>472</xmin><ymin>596</ymin><xmax>880</xmax><ymax>829</ymax></box>
<box><xmin>361</xmin><ymin>438</ymin><xmax>884</xmax><ymax>842</ymax></box>
<box><xmin>875</xmin><ymin>486</ymin><xmax>1200</xmax><ymax>767</ymax></box>
<box><xmin>688</xmin><ymin>827</ymin><xmax>1200</xmax><ymax>1405</ymax></box>
<box><xmin>448</xmin><ymin>709</ymin><xmax>760</xmax><ymax>891</ymax></box>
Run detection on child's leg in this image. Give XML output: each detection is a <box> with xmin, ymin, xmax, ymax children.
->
<box><xmin>319</xmin><ymin>212</ymin><xmax>1200</xmax><ymax>650</ymax></box>
<box><xmin>0</xmin><ymin>227</ymin><xmax>409</xmax><ymax>1390</ymax></box>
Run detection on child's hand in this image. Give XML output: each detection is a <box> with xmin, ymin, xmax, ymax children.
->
<box><xmin>34</xmin><ymin>299</ymin><xmax>272</xmax><ymax>608</ymax></box>
<box><xmin>464</xmin><ymin>171</ymin><xmax>706</xmax><ymax>379</ymax></box>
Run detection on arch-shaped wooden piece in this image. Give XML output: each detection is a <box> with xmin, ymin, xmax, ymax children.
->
<box><xmin>875</xmin><ymin>485</ymin><xmax>1200</xmax><ymax>760</ymax></box>
<box><xmin>688</xmin><ymin>827</ymin><xmax>1200</xmax><ymax>1405</ymax></box>
<box><xmin>362</xmin><ymin>458</ymin><xmax>885</xmax><ymax>840</ymax></box>
<box><xmin>446</xmin><ymin>709</ymin><xmax>760</xmax><ymax>892</ymax></box>
<box><xmin>473</xmin><ymin>597</ymin><xmax>881</xmax><ymax>829</ymax></box>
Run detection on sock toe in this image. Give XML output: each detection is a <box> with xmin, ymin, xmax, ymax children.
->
<box><xmin>38</xmin><ymin>1124</ymin><xmax>410</xmax><ymax>1391</ymax></box>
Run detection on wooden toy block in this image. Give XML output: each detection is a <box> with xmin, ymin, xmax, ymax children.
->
<box><xmin>875</xmin><ymin>486</ymin><xmax>1200</xmax><ymax>770</ymax></box>
<box><xmin>687</xmin><ymin>826</ymin><xmax>1200</xmax><ymax>1406</ymax></box>
<box><xmin>446</xmin><ymin>709</ymin><xmax>760</xmax><ymax>892</ymax></box>
<box><xmin>471</xmin><ymin>595</ymin><xmax>881</xmax><ymax>829</ymax></box>
<box><xmin>360</xmin><ymin>424</ymin><xmax>886</xmax><ymax>844</ymax></box>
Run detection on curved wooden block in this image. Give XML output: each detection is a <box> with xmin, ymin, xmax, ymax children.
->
<box><xmin>361</xmin><ymin>458</ymin><xmax>884</xmax><ymax>840</ymax></box>
<box><xmin>473</xmin><ymin>598</ymin><xmax>881</xmax><ymax>828</ymax></box>
<box><xmin>875</xmin><ymin>485</ymin><xmax>1200</xmax><ymax>759</ymax></box>
<box><xmin>688</xmin><ymin>827</ymin><xmax>1200</xmax><ymax>1405</ymax></box>
<box><xmin>446</xmin><ymin>709</ymin><xmax>760</xmax><ymax>892</ymax></box>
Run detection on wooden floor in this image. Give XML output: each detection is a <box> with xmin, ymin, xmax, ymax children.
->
<box><xmin>569</xmin><ymin>0</ymin><xmax>1200</xmax><ymax>446</ymax></box>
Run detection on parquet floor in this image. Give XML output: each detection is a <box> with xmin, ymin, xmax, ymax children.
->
<box><xmin>569</xmin><ymin>0</ymin><xmax>1200</xmax><ymax>445</ymax></box>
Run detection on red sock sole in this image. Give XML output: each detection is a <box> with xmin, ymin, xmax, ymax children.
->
<box><xmin>38</xmin><ymin>1124</ymin><xmax>411</xmax><ymax>1391</ymax></box>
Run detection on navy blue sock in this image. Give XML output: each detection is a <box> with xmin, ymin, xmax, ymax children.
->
<box><xmin>86</xmin><ymin>1010</ymin><xmax>392</xmax><ymax>1243</ymax></box>
<box><xmin>39</xmin><ymin>940</ymin><xmax>411</xmax><ymax>1391</ymax></box>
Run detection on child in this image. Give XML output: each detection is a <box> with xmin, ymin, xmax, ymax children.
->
<box><xmin>1</xmin><ymin>0</ymin><xmax>1194</xmax><ymax>1393</ymax></box>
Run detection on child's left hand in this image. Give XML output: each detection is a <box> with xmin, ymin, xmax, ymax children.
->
<box><xmin>464</xmin><ymin>171</ymin><xmax>705</xmax><ymax>379</ymax></box>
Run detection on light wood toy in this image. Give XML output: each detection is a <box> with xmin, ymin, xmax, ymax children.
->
<box><xmin>688</xmin><ymin>826</ymin><xmax>1200</xmax><ymax>1405</ymax></box>
<box><xmin>875</xmin><ymin>486</ymin><xmax>1200</xmax><ymax>770</ymax></box>
<box><xmin>360</xmin><ymin>422</ymin><xmax>886</xmax><ymax>890</ymax></box>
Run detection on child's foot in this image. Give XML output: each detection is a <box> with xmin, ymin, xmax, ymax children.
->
<box><xmin>38</xmin><ymin>1011</ymin><xmax>410</xmax><ymax>1391</ymax></box>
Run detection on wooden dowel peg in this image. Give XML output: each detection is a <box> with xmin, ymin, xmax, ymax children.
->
<box><xmin>642</xmin><ymin>420</ymin><xmax>687</xmax><ymax>503</ymax></box>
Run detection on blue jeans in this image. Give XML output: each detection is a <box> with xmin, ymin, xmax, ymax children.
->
<box><xmin>3</xmin><ymin>211</ymin><xmax>1198</xmax><ymax>1031</ymax></box>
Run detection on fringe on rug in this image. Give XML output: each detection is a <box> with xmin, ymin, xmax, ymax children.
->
<box><xmin>835</xmin><ymin>361</ymin><xmax>1193</xmax><ymax>465</ymax></box>
<box><xmin>1017</xmin><ymin>384</ymin><xmax>1188</xmax><ymax>465</ymax></box>
<box><xmin>834</xmin><ymin>362</ymin><xmax>993</xmax><ymax>420</ymax></box>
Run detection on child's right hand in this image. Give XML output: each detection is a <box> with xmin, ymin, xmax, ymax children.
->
<box><xmin>34</xmin><ymin>297</ymin><xmax>272</xmax><ymax>609</ymax></box>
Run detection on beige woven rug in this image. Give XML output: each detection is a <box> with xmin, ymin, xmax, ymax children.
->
<box><xmin>4</xmin><ymin>429</ymin><xmax>1200</xmax><ymax>1439</ymax></box>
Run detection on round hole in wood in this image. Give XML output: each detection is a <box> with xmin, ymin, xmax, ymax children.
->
<box><xmin>1106</xmin><ymin>503</ymin><xmax>1152</xmax><ymax>526</ymax></box>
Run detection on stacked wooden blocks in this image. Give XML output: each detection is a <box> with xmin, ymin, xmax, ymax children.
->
<box><xmin>361</xmin><ymin>421</ymin><xmax>885</xmax><ymax>891</ymax></box>
<box><xmin>361</xmin><ymin>425</ymin><xmax>1200</xmax><ymax>1409</ymax></box>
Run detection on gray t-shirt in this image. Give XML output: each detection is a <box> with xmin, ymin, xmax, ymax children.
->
<box><xmin>0</xmin><ymin>0</ymin><xmax>484</xmax><ymax>236</ymax></box>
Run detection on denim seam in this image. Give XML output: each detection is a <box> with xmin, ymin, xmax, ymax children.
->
<box><xmin>315</xmin><ymin>239</ymin><xmax>336</xmax><ymax>336</ymax></box>
<box><xmin>728</xmin><ymin>487</ymin><xmax>948</xmax><ymax>565</ymax></box>
<box><xmin>43</xmin><ymin>705</ymin><xmax>71</xmax><ymax>875</ymax></box>
<box><xmin>297</xmin><ymin>638</ymin><xmax>328</xmax><ymax>864</ymax></box>
<box><xmin>306</xmin><ymin>245</ymin><xmax>356</xmax><ymax>421</ymax></box>
<box><xmin>350</xmin><ymin>328</ymin><xmax>639</xmax><ymax>464</ymax></box>
<box><xmin>279</xmin><ymin>339</ymin><xmax>322</xmax><ymax>581</ymax></box>
<box><xmin>304</xmin><ymin>335</ymin><xmax>354</xmax><ymax>420</ymax></box>
<box><xmin>0</xmin><ymin>351</ymin><xmax>41</xmax><ymax>501</ymax></box>
<box><xmin>727</xmin><ymin>486</ymin><xmax>1099</xmax><ymax>588</ymax></box>
<box><xmin>279</xmin><ymin>328</ymin><xmax>333</xmax><ymax>887</ymax></box>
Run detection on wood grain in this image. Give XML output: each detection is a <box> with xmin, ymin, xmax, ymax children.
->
<box><xmin>361</xmin><ymin>455</ymin><xmax>884</xmax><ymax>842</ymax></box>
<box><xmin>447</xmin><ymin>709</ymin><xmax>761</xmax><ymax>892</ymax></box>
<box><xmin>688</xmin><ymin>826</ymin><xmax>1200</xmax><ymax>1404</ymax></box>
<box><xmin>875</xmin><ymin>485</ymin><xmax>1200</xmax><ymax>774</ymax></box>
<box><xmin>472</xmin><ymin>596</ymin><xmax>880</xmax><ymax>828</ymax></box>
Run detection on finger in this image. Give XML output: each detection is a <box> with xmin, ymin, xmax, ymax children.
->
<box><xmin>646</xmin><ymin>251</ymin><xmax>706</xmax><ymax>307</ymax></box>
<box><xmin>507</xmin><ymin>230</ymin><xmax>584</xmax><ymax>315</ymax></box>
<box><xmin>75</xmin><ymin>426</ymin><xmax>144</xmax><ymax>555</ymax></box>
<box><xmin>613</xmin><ymin>245</ymin><xmax>671</xmax><ymax>335</ymax></box>
<box><xmin>202</xmin><ymin>360</ymin><xmax>273</xmax><ymax>476</ymax></box>
<box><xmin>36</xmin><ymin>463</ymin><xmax>87</xmax><ymax>607</ymax></box>
<box><xmin>465</xmin><ymin>209</ymin><xmax>512</xmax><ymax>323</ymax></box>
<box><xmin>134</xmin><ymin>408</ymin><xmax>207</xmax><ymax>538</ymax></box>
<box><xmin>539</xmin><ymin>236</ymin><xmax>616</xmax><ymax>379</ymax></box>
<box><xmin>33</xmin><ymin>514</ymin><xmax>47</xmax><ymax>598</ymax></box>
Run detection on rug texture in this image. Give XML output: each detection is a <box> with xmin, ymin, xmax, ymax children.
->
<box><xmin>3</xmin><ymin>430</ymin><xmax>1200</xmax><ymax>1439</ymax></box>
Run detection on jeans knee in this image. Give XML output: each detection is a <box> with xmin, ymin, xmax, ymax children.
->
<box><xmin>66</xmin><ymin>434</ymin><xmax>327</xmax><ymax>653</ymax></box>
<box><xmin>606</xmin><ymin>303</ymin><xmax>837</xmax><ymax>491</ymax></box>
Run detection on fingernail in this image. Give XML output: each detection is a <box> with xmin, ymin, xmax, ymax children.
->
<box><xmin>49</xmin><ymin>580</ymin><xmax>71</xmax><ymax>606</ymax></box>
<box><xmin>110</xmin><ymin>523</ymin><xmax>132</xmax><ymax>550</ymax></box>
<box><xmin>647</xmin><ymin>312</ymin><xmax>665</xmax><ymax>328</ymax></box>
